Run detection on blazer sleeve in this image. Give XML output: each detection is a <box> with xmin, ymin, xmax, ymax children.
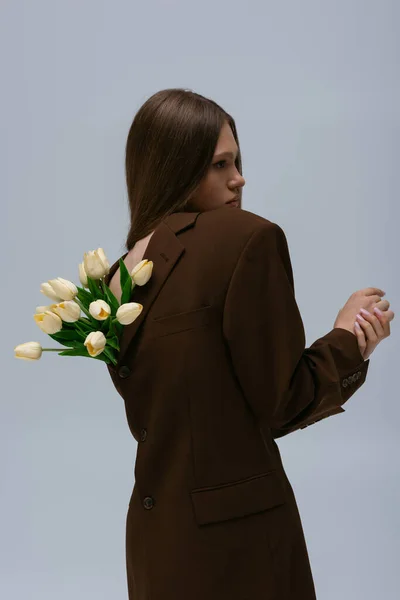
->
<box><xmin>222</xmin><ymin>221</ymin><xmax>370</xmax><ymax>439</ymax></box>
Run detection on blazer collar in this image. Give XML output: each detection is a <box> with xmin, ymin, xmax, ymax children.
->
<box><xmin>104</xmin><ymin>210</ymin><xmax>201</xmax><ymax>370</ymax></box>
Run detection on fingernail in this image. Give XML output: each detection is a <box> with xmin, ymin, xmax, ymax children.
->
<box><xmin>359</xmin><ymin>308</ymin><xmax>370</xmax><ymax>316</ymax></box>
<box><xmin>374</xmin><ymin>307</ymin><xmax>383</xmax><ymax>316</ymax></box>
<box><xmin>356</xmin><ymin>314</ymin><xmax>366</xmax><ymax>321</ymax></box>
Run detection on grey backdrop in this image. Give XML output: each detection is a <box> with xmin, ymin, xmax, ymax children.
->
<box><xmin>1</xmin><ymin>1</ymin><xmax>398</xmax><ymax>598</ymax></box>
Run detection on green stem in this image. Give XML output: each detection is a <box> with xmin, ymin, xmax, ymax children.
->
<box><xmin>74</xmin><ymin>296</ymin><xmax>92</xmax><ymax>319</ymax></box>
<box><xmin>42</xmin><ymin>348</ymin><xmax>64</xmax><ymax>351</ymax></box>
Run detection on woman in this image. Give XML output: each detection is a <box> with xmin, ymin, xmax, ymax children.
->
<box><xmin>105</xmin><ymin>88</ymin><xmax>394</xmax><ymax>600</ymax></box>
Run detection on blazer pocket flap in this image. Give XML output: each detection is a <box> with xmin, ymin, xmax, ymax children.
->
<box><xmin>190</xmin><ymin>470</ymin><xmax>286</xmax><ymax>526</ymax></box>
<box><xmin>151</xmin><ymin>304</ymin><xmax>217</xmax><ymax>336</ymax></box>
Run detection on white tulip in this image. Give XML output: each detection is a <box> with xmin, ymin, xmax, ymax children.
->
<box><xmin>40</xmin><ymin>282</ymin><xmax>64</xmax><ymax>302</ymax></box>
<box><xmin>36</xmin><ymin>303</ymin><xmax>58</xmax><ymax>314</ymax></box>
<box><xmin>116</xmin><ymin>302</ymin><xmax>143</xmax><ymax>325</ymax></box>
<box><xmin>78</xmin><ymin>262</ymin><xmax>88</xmax><ymax>287</ymax></box>
<box><xmin>14</xmin><ymin>342</ymin><xmax>43</xmax><ymax>360</ymax></box>
<box><xmin>131</xmin><ymin>260</ymin><xmax>153</xmax><ymax>286</ymax></box>
<box><xmin>83</xmin><ymin>248</ymin><xmax>110</xmax><ymax>280</ymax></box>
<box><xmin>33</xmin><ymin>310</ymin><xmax>63</xmax><ymax>334</ymax></box>
<box><xmin>84</xmin><ymin>331</ymin><xmax>106</xmax><ymax>357</ymax></box>
<box><xmin>97</xmin><ymin>248</ymin><xmax>110</xmax><ymax>269</ymax></box>
<box><xmin>51</xmin><ymin>300</ymin><xmax>81</xmax><ymax>323</ymax></box>
<box><xmin>41</xmin><ymin>277</ymin><xmax>78</xmax><ymax>301</ymax></box>
<box><xmin>89</xmin><ymin>299</ymin><xmax>111</xmax><ymax>320</ymax></box>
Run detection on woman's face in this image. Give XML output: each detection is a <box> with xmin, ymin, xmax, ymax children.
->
<box><xmin>185</xmin><ymin>121</ymin><xmax>246</xmax><ymax>212</ymax></box>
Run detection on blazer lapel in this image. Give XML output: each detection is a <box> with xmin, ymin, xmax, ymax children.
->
<box><xmin>104</xmin><ymin>211</ymin><xmax>201</xmax><ymax>369</ymax></box>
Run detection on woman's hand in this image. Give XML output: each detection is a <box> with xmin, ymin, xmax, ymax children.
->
<box><xmin>334</xmin><ymin>287</ymin><xmax>389</xmax><ymax>334</ymax></box>
<box><xmin>353</xmin><ymin>306</ymin><xmax>394</xmax><ymax>360</ymax></box>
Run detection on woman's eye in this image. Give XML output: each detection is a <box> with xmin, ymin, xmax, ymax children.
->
<box><xmin>214</xmin><ymin>160</ymin><xmax>226</xmax><ymax>169</ymax></box>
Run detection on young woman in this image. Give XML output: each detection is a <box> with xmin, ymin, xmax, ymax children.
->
<box><xmin>105</xmin><ymin>88</ymin><xmax>394</xmax><ymax>600</ymax></box>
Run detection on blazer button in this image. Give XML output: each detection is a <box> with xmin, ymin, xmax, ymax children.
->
<box><xmin>118</xmin><ymin>365</ymin><xmax>131</xmax><ymax>378</ymax></box>
<box><xmin>140</xmin><ymin>428</ymin><xmax>147</xmax><ymax>442</ymax></box>
<box><xmin>143</xmin><ymin>496</ymin><xmax>154</xmax><ymax>510</ymax></box>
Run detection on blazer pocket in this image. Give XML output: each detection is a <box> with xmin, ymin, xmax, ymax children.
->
<box><xmin>190</xmin><ymin>469</ymin><xmax>286</xmax><ymax>526</ymax></box>
<box><xmin>151</xmin><ymin>304</ymin><xmax>216</xmax><ymax>337</ymax></box>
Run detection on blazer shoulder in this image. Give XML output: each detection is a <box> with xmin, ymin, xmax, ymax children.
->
<box><xmin>196</xmin><ymin>206</ymin><xmax>279</xmax><ymax>248</ymax></box>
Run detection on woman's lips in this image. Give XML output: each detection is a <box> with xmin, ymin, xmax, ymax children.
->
<box><xmin>227</xmin><ymin>200</ymin><xmax>239</xmax><ymax>207</ymax></box>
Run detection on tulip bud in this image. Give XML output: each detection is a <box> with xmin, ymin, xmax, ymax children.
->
<box><xmin>51</xmin><ymin>300</ymin><xmax>81</xmax><ymax>323</ymax></box>
<box><xmin>40</xmin><ymin>282</ymin><xmax>64</xmax><ymax>302</ymax></box>
<box><xmin>84</xmin><ymin>331</ymin><xmax>106</xmax><ymax>357</ymax></box>
<box><xmin>33</xmin><ymin>310</ymin><xmax>63</xmax><ymax>334</ymax></box>
<box><xmin>89</xmin><ymin>299</ymin><xmax>111</xmax><ymax>320</ymax></box>
<box><xmin>97</xmin><ymin>248</ymin><xmax>110</xmax><ymax>270</ymax></box>
<box><xmin>41</xmin><ymin>277</ymin><xmax>78</xmax><ymax>302</ymax></box>
<box><xmin>116</xmin><ymin>302</ymin><xmax>143</xmax><ymax>325</ymax></box>
<box><xmin>14</xmin><ymin>342</ymin><xmax>43</xmax><ymax>360</ymax></box>
<box><xmin>131</xmin><ymin>260</ymin><xmax>153</xmax><ymax>286</ymax></box>
<box><xmin>36</xmin><ymin>303</ymin><xmax>58</xmax><ymax>314</ymax></box>
<box><xmin>78</xmin><ymin>262</ymin><xmax>88</xmax><ymax>287</ymax></box>
<box><xmin>83</xmin><ymin>248</ymin><xmax>110</xmax><ymax>280</ymax></box>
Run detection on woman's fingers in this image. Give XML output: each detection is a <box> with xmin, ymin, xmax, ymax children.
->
<box><xmin>358</xmin><ymin>309</ymin><xmax>383</xmax><ymax>338</ymax></box>
<box><xmin>363</xmin><ymin>287</ymin><xmax>386</xmax><ymax>297</ymax></box>
<box><xmin>352</xmin><ymin>300</ymin><xmax>394</xmax><ymax>361</ymax></box>
<box><xmin>354</xmin><ymin>308</ymin><xmax>388</xmax><ymax>360</ymax></box>
<box><xmin>375</xmin><ymin>299</ymin><xmax>390</xmax><ymax>312</ymax></box>
<box><xmin>354</xmin><ymin>321</ymin><xmax>367</xmax><ymax>358</ymax></box>
<box><xmin>373</xmin><ymin>307</ymin><xmax>393</xmax><ymax>337</ymax></box>
<box><xmin>355</xmin><ymin>314</ymin><xmax>378</xmax><ymax>347</ymax></box>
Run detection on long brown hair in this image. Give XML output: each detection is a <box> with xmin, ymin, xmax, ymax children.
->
<box><xmin>124</xmin><ymin>88</ymin><xmax>243</xmax><ymax>251</ymax></box>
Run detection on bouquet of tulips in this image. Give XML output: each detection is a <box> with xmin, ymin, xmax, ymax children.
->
<box><xmin>14</xmin><ymin>248</ymin><xmax>153</xmax><ymax>366</ymax></box>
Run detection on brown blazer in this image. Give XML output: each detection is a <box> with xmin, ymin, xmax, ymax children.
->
<box><xmin>104</xmin><ymin>206</ymin><xmax>369</xmax><ymax>600</ymax></box>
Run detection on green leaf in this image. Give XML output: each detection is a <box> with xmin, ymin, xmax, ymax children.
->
<box><xmin>100</xmin><ymin>319</ymin><xmax>110</xmax><ymax>332</ymax></box>
<box><xmin>49</xmin><ymin>330</ymin><xmax>82</xmax><ymax>342</ymax></box>
<box><xmin>56</xmin><ymin>341</ymin><xmax>116</xmax><ymax>365</ymax></box>
<box><xmin>119</xmin><ymin>259</ymin><xmax>135</xmax><ymax>306</ymax></box>
<box><xmin>100</xmin><ymin>280</ymin><xmax>120</xmax><ymax>313</ymax></box>
<box><xmin>57</xmin><ymin>347</ymin><xmax>90</xmax><ymax>357</ymax></box>
<box><xmin>72</xmin><ymin>294</ymin><xmax>98</xmax><ymax>327</ymax></box>
<box><xmin>115</xmin><ymin>321</ymin><xmax>123</xmax><ymax>338</ymax></box>
<box><xmin>107</xmin><ymin>320</ymin><xmax>115</xmax><ymax>338</ymax></box>
<box><xmin>74</xmin><ymin>323</ymin><xmax>90</xmax><ymax>340</ymax></box>
<box><xmin>119</xmin><ymin>258</ymin><xmax>130</xmax><ymax>288</ymax></box>
<box><xmin>106</xmin><ymin>336</ymin><xmax>120</xmax><ymax>351</ymax></box>
<box><xmin>105</xmin><ymin>316</ymin><xmax>123</xmax><ymax>340</ymax></box>
<box><xmin>76</xmin><ymin>286</ymin><xmax>93</xmax><ymax>304</ymax></box>
<box><xmin>89</xmin><ymin>353</ymin><xmax>111</xmax><ymax>364</ymax></box>
<box><xmin>101</xmin><ymin>345</ymin><xmax>118</xmax><ymax>365</ymax></box>
<box><xmin>75</xmin><ymin>290</ymin><xmax>96</xmax><ymax>318</ymax></box>
<box><xmin>86</xmin><ymin>275</ymin><xmax>103</xmax><ymax>300</ymax></box>
<box><xmin>62</xmin><ymin>339</ymin><xmax>83</xmax><ymax>348</ymax></box>
<box><xmin>121</xmin><ymin>279</ymin><xmax>134</xmax><ymax>306</ymax></box>
<box><xmin>47</xmin><ymin>334</ymin><xmax>80</xmax><ymax>349</ymax></box>
<box><xmin>75</xmin><ymin>318</ymin><xmax>93</xmax><ymax>331</ymax></box>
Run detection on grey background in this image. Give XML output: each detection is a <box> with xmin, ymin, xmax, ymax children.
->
<box><xmin>1</xmin><ymin>0</ymin><xmax>398</xmax><ymax>598</ymax></box>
